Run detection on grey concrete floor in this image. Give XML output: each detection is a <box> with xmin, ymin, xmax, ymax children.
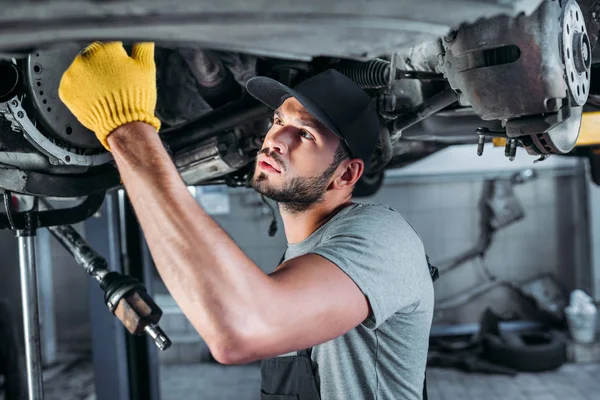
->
<box><xmin>159</xmin><ymin>363</ymin><xmax>600</xmax><ymax>400</ymax></box>
<box><xmin>4</xmin><ymin>357</ymin><xmax>600</xmax><ymax>400</ymax></box>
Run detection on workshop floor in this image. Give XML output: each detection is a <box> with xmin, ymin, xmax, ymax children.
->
<box><xmin>6</xmin><ymin>357</ymin><xmax>600</xmax><ymax>400</ymax></box>
<box><xmin>158</xmin><ymin>363</ymin><xmax>600</xmax><ymax>400</ymax></box>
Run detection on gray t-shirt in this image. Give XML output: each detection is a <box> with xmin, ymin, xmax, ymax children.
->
<box><xmin>282</xmin><ymin>202</ymin><xmax>434</xmax><ymax>400</ymax></box>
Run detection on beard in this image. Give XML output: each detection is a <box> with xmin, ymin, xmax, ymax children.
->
<box><xmin>251</xmin><ymin>150</ymin><xmax>337</xmax><ymax>214</ymax></box>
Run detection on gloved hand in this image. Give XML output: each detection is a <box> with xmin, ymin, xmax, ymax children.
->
<box><xmin>59</xmin><ymin>42</ymin><xmax>161</xmax><ymax>150</ymax></box>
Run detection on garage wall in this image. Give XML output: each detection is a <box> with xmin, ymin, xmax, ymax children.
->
<box><xmin>205</xmin><ymin>189</ymin><xmax>288</xmax><ymax>274</ymax></box>
<box><xmin>371</xmin><ymin>170</ymin><xmax>588</xmax><ymax>324</ymax></box>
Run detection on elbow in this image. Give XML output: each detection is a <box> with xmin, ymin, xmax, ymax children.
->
<box><xmin>211</xmin><ymin>345</ymin><xmax>246</xmax><ymax>365</ymax></box>
<box><xmin>209</xmin><ymin>338</ymin><xmax>253</xmax><ymax>365</ymax></box>
<box><xmin>207</xmin><ymin>328</ymin><xmax>257</xmax><ymax>365</ymax></box>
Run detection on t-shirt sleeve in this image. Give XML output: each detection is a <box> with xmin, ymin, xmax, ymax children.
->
<box><xmin>310</xmin><ymin>205</ymin><xmax>428</xmax><ymax>330</ymax></box>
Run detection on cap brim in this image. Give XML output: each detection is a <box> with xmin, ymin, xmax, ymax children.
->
<box><xmin>246</xmin><ymin>76</ymin><xmax>344</xmax><ymax>141</ymax></box>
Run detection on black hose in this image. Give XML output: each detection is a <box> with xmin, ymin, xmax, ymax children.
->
<box><xmin>47</xmin><ymin>223</ymin><xmax>109</xmax><ymax>279</ymax></box>
<box><xmin>336</xmin><ymin>59</ymin><xmax>391</xmax><ymax>89</ymax></box>
<box><xmin>336</xmin><ymin>58</ymin><xmax>444</xmax><ymax>89</ymax></box>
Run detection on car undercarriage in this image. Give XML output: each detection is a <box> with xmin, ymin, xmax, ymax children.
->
<box><xmin>0</xmin><ymin>0</ymin><xmax>599</xmax><ymax>199</ymax></box>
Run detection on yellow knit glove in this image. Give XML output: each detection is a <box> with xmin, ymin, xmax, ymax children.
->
<box><xmin>58</xmin><ymin>41</ymin><xmax>161</xmax><ymax>150</ymax></box>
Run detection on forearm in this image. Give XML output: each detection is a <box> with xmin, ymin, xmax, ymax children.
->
<box><xmin>108</xmin><ymin>122</ymin><xmax>271</xmax><ymax>361</ymax></box>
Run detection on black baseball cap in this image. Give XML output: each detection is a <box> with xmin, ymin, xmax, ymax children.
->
<box><xmin>245</xmin><ymin>69</ymin><xmax>380</xmax><ymax>171</ymax></box>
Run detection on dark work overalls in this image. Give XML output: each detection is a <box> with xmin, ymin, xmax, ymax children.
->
<box><xmin>260</xmin><ymin>255</ymin><xmax>439</xmax><ymax>400</ymax></box>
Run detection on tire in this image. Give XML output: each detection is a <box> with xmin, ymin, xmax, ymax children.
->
<box><xmin>354</xmin><ymin>171</ymin><xmax>384</xmax><ymax>198</ymax></box>
<box><xmin>482</xmin><ymin>330</ymin><xmax>567</xmax><ymax>372</ymax></box>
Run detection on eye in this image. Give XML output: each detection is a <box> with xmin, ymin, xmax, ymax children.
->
<box><xmin>300</xmin><ymin>129</ymin><xmax>314</xmax><ymax>140</ymax></box>
<box><xmin>273</xmin><ymin>117</ymin><xmax>284</xmax><ymax>126</ymax></box>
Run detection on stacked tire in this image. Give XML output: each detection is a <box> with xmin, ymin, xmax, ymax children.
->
<box><xmin>482</xmin><ymin>330</ymin><xmax>567</xmax><ymax>372</ymax></box>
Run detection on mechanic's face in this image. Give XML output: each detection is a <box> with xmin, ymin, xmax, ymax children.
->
<box><xmin>252</xmin><ymin>97</ymin><xmax>344</xmax><ymax>213</ymax></box>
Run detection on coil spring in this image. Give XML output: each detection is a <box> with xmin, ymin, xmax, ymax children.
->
<box><xmin>336</xmin><ymin>59</ymin><xmax>391</xmax><ymax>89</ymax></box>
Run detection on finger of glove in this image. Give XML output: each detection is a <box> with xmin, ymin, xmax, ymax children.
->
<box><xmin>64</xmin><ymin>41</ymin><xmax>129</xmax><ymax>84</ymax></box>
<box><xmin>131</xmin><ymin>42</ymin><xmax>155</xmax><ymax>65</ymax></box>
<box><xmin>79</xmin><ymin>41</ymin><xmax>128</xmax><ymax>60</ymax></box>
<box><xmin>60</xmin><ymin>41</ymin><xmax>129</xmax><ymax>100</ymax></box>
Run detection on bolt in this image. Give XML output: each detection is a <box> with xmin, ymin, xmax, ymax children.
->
<box><xmin>11</xmin><ymin>100</ymin><xmax>17</xmax><ymax>107</ymax></box>
<box><xmin>384</xmin><ymin>94</ymin><xmax>397</xmax><ymax>113</ymax></box>
<box><xmin>145</xmin><ymin>325</ymin><xmax>172</xmax><ymax>351</ymax></box>
<box><xmin>477</xmin><ymin>135</ymin><xmax>485</xmax><ymax>156</ymax></box>
<box><xmin>17</xmin><ymin>111</ymin><xmax>24</xmax><ymax>118</ymax></box>
<box><xmin>509</xmin><ymin>139</ymin><xmax>517</xmax><ymax>161</ymax></box>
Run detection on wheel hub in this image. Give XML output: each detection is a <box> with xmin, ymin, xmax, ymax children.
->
<box><xmin>562</xmin><ymin>0</ymin><xmax>591</xmax><ymax>107</ymax></box>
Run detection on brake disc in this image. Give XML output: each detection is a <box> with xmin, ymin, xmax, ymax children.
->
<box><xmin>26</xmin><ymin>43</ymin><xmax>103</xmax><ymax>150</ymax></box>
<box><xmin>529</xmin><ymin>106</ymin><xmax>583</xmax><ymax>155</ymax></box>
<box><xmin>1</xmin><ymin>44</ymin><xmax>113</xmax><ymax>167</ymax></box>
<box><xmin>524</xmin><ymin>0</ymin><xmax>590</xmax><ymax>155</ymax></box>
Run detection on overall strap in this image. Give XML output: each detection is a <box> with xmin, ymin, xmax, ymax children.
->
<box><xmin>297</xmin><ymin>348</ymin><xmax>312</xmax><ymax>358</ymax></box>
<box><xmin>426</xmin><ymin>255</ymin><xmax>439</xmax><ymax>282</ymax></box>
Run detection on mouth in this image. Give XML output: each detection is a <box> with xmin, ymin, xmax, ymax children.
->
<box><xmin>258</xmin><ymin>156</ymin><xmax>281</xmax><ymax>173</ymax></box>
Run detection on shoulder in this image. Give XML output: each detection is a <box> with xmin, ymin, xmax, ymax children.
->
<box><xmin>345</xmin><ymin>202</ymin><xmax>404</xmax><ymax>220</ymax></box>
<box><xmin>324</xmin><ymin>203</ymin><xmax>422</xmax><ymax>243</ymax></box>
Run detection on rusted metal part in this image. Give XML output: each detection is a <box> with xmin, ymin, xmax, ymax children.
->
<box><xmin>113</xmin><ymin>291</ymin><xmax>162</xmax><ymax>336</ymax></box>
<box><xmin>394</xmin><ymin>38</ymin><xmax>445</xmax><ymax>74</ymax></box>
<box><xmin>442</xmin><ymin>0</ymin><xmax>568</xmax><ymax>121</ymax></box>
<box><xmin>101</xmin><ymin>271</ymin><xmax>168</xmax><ymax>348</ymax></box>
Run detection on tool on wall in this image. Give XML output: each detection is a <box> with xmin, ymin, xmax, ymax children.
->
<box><xmin>1</xmin><ymin>192</ymin><xmax>171</xmax><ymax>400</ymax></box>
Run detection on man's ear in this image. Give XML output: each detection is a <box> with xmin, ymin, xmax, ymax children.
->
<box><xmin>332</xmin><ymin>158</ymin><xmax>364</xmax><ymax>190</ymax></box>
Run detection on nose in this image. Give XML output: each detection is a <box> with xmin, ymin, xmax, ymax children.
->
<box><xmin>263</xmin><ymin>126</ymin><xmax>293</xmax><ymax>155</ymax></box>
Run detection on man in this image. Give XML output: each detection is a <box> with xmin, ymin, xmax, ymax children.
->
<box><xmin>58</xmin><ymin>42</ymin><xmax>434</xmax><ymax>400</ymax></box>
